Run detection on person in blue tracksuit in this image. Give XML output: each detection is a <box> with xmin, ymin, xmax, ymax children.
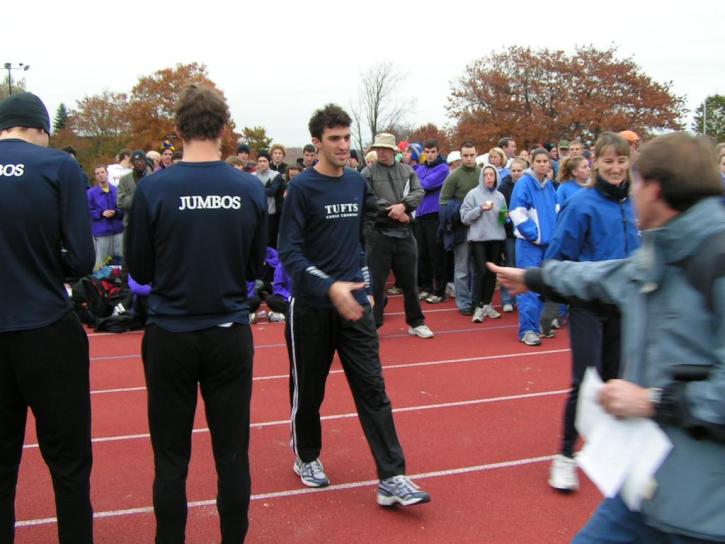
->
<box><xmin>544</xmin><ymin>132</ymin><xmax>641</xmax><ymax>492</ymax></box>
<box><xmin>509</xmin><ymin>148</ymin><xmax>558</xmax><ymax>345</ymax></box>
<box><xmin>555</xmin><ymin>155</ymin><xmax>591</xmax><ymax>211</ymax></box>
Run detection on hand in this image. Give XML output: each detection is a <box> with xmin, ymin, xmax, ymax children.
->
<box><xmin>102</xmin><ymin>210</ymin><xmax>115</xmax><ymax>218</ymax></box>
<box><xmin>598</xmin><ymin>379</ymin><xmax>655</xmax><ymax>418</ymax></box>
<box><xmin>368</xmin><ymin>295</ymin><xmax>375</xmax><ymax>308</ymax></box>
<box><xmin>398</xmin><ymin>212</ymin><xmax>411</xmax><ymax>224</ymax></box>
<box><xmin>385</xmin><ymin>203</ymin><xmax>407</xmax><ymax>221</ymax></box>
<box><xmin>328</xmin><ymin>281</ymin><xmax>365</xmax><ymax>321</ymax></box>
<box><xmin>486</xmin><ymin>263</ymin><xmax>528</xmax><ymax>295</ymax></box>
<box><xmin>481</xmin><ymin>202</ymin><xmax>493</xmax><ymax>211</ymax></box>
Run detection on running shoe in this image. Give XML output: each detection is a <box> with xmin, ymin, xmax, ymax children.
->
<box><xmin>425</xmin><ymin>295</ymin><xmax>444</xmax><ymax>304</ymax></box>
<box><xmin>387</xmin><ymin>286</ymin><xmax>402</xmax><ymax>295</ymax></box>
<box><xmin>484</xmin><ymin>304</ymin><xmax>501</xmax><ymax>319</ymax></box>
<box><xmin>408</xmin><ymin>324</ymin><xmax>434</xmax><ymax>339</ymax></box>
<box><xmin>268</xmin><ymin>311</ymin><xmax>286</xmax><ymax>322</ymax></box>
<box><xmin>548</xmin><ymin>454</ymin><xmax>579</xmax><ymax>492</ymax></box>
<box><xmin>521</xmin><ymin>331</ymin><xmax>541</xmax><ymax>346</ymax></box>
<box><xmin>502</xmin><ymin>303</ymin><xmax>514</xmax><ymax>313</ymax></box>
<box><xmin>377</xmin><ymin>475</ymin><xmax>431</xmax><ymax>507</ymax></box>
<box><xmin>417</xmin><ymin>290</ymin><xmax>430</xmax><ymax>300</ymax></box>
<box><xmin>293</xmin><ymin>458</ymin><xmax>330</xmax><ymax>488</ymax></box>
<box><xmin>472</xmin><ymin>307</ymin><xmax>485</xmax><ymax>323</ymax></box>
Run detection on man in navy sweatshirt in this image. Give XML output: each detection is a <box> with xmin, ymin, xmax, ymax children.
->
<box><xmin>127</xmin><ymin>85</ymin><xmax>267</xmax><ymax>543</ymax></box>
<box><xmin>278</xmin><ymin>103</ymin><xmax>430</xmax><ymax>507</ymax></box>
<box><xmin>0</xmin><ymin>92</ymin><xmax>95</xmax><ymax>543</ymax></box>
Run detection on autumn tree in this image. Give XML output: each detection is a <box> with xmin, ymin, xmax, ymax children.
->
<box><xmin>63</xmin><ymin>90</ymin><xmax>131</xmax><ymax>170</ymax></box>
<box><xmin>406</xmin><ymin>123</ymin><xmax>452</xmax><ymax>153</ymax></box>
<box><xmin>350</xmin><ymin>62</ymin><xmax>411</xmax><ymax>151</ymax></box>
<box><xmin>447</xmin><ymin>45</ymin><xmax>686</xmax><ymax>150</ymax></box>
<box><xmin>692</xmin><ymin>94</ymin><xmax>725</xmax><ymax>143</ymax></box>
<box><xmin>53</xmin><ymin>103</ymin><xmax>69</xmax><ymax>132</ymax></box>
<box><xmin>126</xmin><ymin>62</ymin><xmax>240</xmax><ymax>157</ymax></box>
<box><xmin>240</xmin><ymin>126</ymin><xmax>273</xmax><ymax>154</ymax></box>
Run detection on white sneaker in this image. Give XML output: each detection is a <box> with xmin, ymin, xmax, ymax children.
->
<box><xmin>484</xmin><ymin>304</ymin><xmax>501</xmax><ymax>319</ymax></box>
<box><xmin>446</xmin><ymin>282</ymin><xmax>456</xmax><ymax>298</ymax></box>
<box><xmin>502</xmin><ymin>303</ymin><xmax>514</xmax><ymax>313</ymax></box>
<box><xmin>408</xmin><ymin>324</ymin><xmax>434</xmax><ymax>339</ymax></box>
<box><xmin>417</xmin><ymin>291</ymin><xmax>430</xmax><ymax>301</ymax></box>
<box><xmin>520</xmin><ymin>331</ymin><xmax>541</xmax><ymax>346</ymax></box>
<box><xmin>548</xmin><ymin>454</ymin><xmax>579</xmax><ymax>492</ymax></box>
<box><xmin>249</xmin><ymin>312</ymin><xmax>257</xmax><ymax>325</ymax></box>
<box><xmin>472</xmin><ymin>307</ymin><xmax>485</xmax><ymax>323</ymax></box>
<box><xmin>268</xmin><ymin>311</ymin><xmax>286</xmax><ymax>322</ymax></box>
<box><xmin>387</xmin><ymin>286</ymin><xmax>402</xmax><ymax>295</ymax></box>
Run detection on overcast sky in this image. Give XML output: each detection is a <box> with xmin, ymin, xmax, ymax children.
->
<box><xmin>4</xmin><ymin>0</ymin><xmax>723</xmax><ymax>147</ymax></box>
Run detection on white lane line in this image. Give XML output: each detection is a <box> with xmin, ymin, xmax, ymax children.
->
<box><xmin>89</xmin><ymin>348</ymin><xmax>571</xmax><ymax>394</ymax></box>
<box><xmin>25</xmin><ymin>389</ymin><xmax>567</xmax><ymax>449</ymax></box>
<box><xmin>15</xmin><ymin>454</ymin><xmax>554</xmax><ymax>528</ymax></box>
<box><xmin>89</xmin><ymin>323</ymin><xmax>523</xmax><ymax>361</ymax></box>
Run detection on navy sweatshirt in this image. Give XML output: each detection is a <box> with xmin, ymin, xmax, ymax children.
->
<box><xmin>278</xmin><ymin>167</ymin><xmax>371</xmax><ymax>308</ymax></box>
<box><xmin>126</xmin><ymin>161</ymin><xmax>267</xmax><ymax>332</ymax></box>
<box><xmin>0</xmin><ymin>138</ymin><xmax>95</xmax><ymax>332</ymax></box>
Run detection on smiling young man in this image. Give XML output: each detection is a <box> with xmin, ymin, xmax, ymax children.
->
<box><xmin>127</xmin><ymin>85</ymin><xmax>267</xmax><ymax>543</ymax></box>
<box><xmin>278</xmin><ymin>104</ymin><xmax>430</xmax><ymax>507</ymax></box>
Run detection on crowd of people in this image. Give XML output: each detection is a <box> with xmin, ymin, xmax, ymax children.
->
<box><xmin>1</xmin><ymin>84</ymin><xmax>725</xmax><ymax>544</ymax></box>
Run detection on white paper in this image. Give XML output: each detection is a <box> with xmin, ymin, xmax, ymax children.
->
<box><xmin>575</xmin><ymin>368</ymin><xmax>673</xmax><ymax>511</ymax></box>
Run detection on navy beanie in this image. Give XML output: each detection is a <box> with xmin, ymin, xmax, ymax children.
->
<box><xmin>0</xmin><ymin>92</ymin><xmax>51</xmax><ymax>134</ymax></box>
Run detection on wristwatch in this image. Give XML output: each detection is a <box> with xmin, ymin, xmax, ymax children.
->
<box><xmin>648</xmin><ymin>387</ymin><xmax>664</xmax><ymax>407</ymax></box>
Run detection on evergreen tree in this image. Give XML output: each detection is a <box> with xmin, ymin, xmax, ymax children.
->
<box><xmin>53</xmin><ymin>103</ymin><xmax>69</xmax><ymax>132</ymax></box>
<box><xmin>692</xmin><ymin>95</ymin><xmax>725</xmax><ymax>143</ymax></box>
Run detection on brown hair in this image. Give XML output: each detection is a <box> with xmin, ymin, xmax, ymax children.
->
<box><xmin>635</xmin><ymin>132</ymin><xmax>722</xmax><ymax>212</ymax></box>
<box><xmin>225</xmin><ymin>156</ymin><xmax>244</xmax><ymax>167</ymax></box>
<box><xmin>588</xmin><ymin>132</ymin><xmax>630</xmax><ymax>188</ymax></box>
<box><xmin>175</xmin><ymin>85</ymin><xmax>229</xmax><ymax>141</ymax></box>
<box><xmin>558</xmin><ymin>156</ymin><xmax>588</xmax><ymax>184</ymax></box>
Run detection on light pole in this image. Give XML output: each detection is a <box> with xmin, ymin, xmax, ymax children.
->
<box><xmin>3</xmin><ymin>63</ymin><xmax>30</xmax><ymax>95</ymax></box>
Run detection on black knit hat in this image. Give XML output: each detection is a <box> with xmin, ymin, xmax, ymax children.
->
<box><xmin>0</xmin><ymin>92</ymin><xmax>51</xmax><ymax>134</ymax></box>
<box><xmin>257</xmin><ymin>150</ymin><xmax>271</xmax><ymax>161</ymax></box>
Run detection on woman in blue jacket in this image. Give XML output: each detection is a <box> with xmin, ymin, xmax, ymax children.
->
<box><xmin>545</xmin><ymin>132</ymin><xmax>640</xmax><ymax>492</ymax></box>
<box><xmin>555</xmin><ymin>156</ymin><xmax>591</xmax><ymax>211</ymax></box>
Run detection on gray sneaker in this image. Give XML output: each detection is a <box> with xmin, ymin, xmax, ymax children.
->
<box><xmin>484</xmin><ymin>304</ymin><xmax>501</xmax><ymax>319</ymax></box>
<box><xmin>268</xmin><ymin>311</ymin><xmax>286</xmax><ymax>322</ymax></box>
<box><xmin>521</xmin><ymin>331</ymin><xmax>541</xmax><ymax>346</ymax></box>
<box><xmin>293</xmin><ymin>458</ymin><xmax>330</xmax><ymax>488</ymax></box>
<box><xmin>377</xmin><ymin>475</ymin><xmax>431</xmax><ymax>507</ymax></box>
<box><xmin>472</xmin><ymin>307</ymin><xmax>485</xmax><ymax>323</ymax></box>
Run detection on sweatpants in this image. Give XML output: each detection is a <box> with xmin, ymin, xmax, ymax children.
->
<box><xmin>285</xmin><ymin>300</ymin><xmax>406</xmax><ymax>480</ymax></box>
<box><xmin>93</xmin><ymin>232</ymin><xmax>123</xmax><ymax>270</ymax></box>
<box><xmin>469</xmin><ymin>240</ymin><xmax>504</xmax><ymax>308</ymax></box>
<box><xmin>0</xmin><ymin>312</ymin><xmax>93</xmax><ymax>544</ymax></box>
<box><xmin>500</xmin><ymin>237</ymin><xmax>517</xmax><ymax>307</ymax></box>
<box><xmin>560</xmin><ymin>307</ymin><xmax>621</xmax><ymax>457</ymax></box>
<box><xmin>515</xmin><ymin>239</ymin><xmax>547</xmax><ymax>338</ymax></box>
<box><xmin>142</xmin><ymin>324</ymin><xmax>253</xmax><ymax>544</ymax></box>
<box><xmin>415</xmin><ymin>214</ymin><xmax>447</xmax><ymax>298</ymax></box>
<box><xmin>366</xmin><ymin>230</ymin><xmax>424</xmax><ymax>329</ymax></box>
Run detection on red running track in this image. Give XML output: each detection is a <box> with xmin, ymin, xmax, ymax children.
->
<box><xmin>14</xmin><ymin>294</ymin><xmax>601</xmax><ymax>543</ymax></box>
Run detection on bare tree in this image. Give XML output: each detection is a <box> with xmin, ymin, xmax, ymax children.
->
<box><xmin>350</xmin><ymin>62</ymin><xmax>412</xmax><ymax>152</ymax></box>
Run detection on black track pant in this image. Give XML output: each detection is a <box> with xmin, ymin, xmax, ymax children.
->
<box><xmin>469</xmin><ymin>240</ymin><xmax>503</xmax><ymax>308</ymax></box>
<box><xmin>142</xmin><ymin>324</ymin><xmax>253</xmax><ymax>544</ymax></box>
<box><xmin>560</xmin><ymin>307</ymin><xmax>621</xmax><ymax>458</ymax></box>
<box><xmin>366</xmin><ymin>230</ymin><xmax>424</xmax><ymax>329</ymax></box>
<box><xmin>285</xmin><ymin>300</ymin><xmax>405</xmax><ymax>480</ymax></box>
<box><xmin>415</xmin><ymin>214</ymin><xmax>447</xmax><ymax>298</ymax></box>
<box><xmin>0</xmin><ymin>312</ymin><xmax>93</xmax><ymax>544</ymax></box>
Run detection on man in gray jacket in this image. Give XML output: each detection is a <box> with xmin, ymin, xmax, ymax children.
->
<box><xmin>491</xmin><ymin>132</ymin><xmax>725</xmax><ymax>543</ymax></box>
<box><xmin>362</xmin><ymin>133</ymin><xmax>433</xmax><ymax>338</ymax></box>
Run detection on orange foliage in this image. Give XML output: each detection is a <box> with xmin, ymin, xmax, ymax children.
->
<box><xmin>448</xmin><ymin>45</ymin><xmax>686</xmax><ymax>150</ymax></box>
<box><xmin>406</xmin><ymin>123</ymin><xmax>452</xmax><ymax>153</ymax></box>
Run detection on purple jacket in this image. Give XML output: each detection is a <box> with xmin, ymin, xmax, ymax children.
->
<box><xmin>415</xmin><ymin>157</ymin><xmax>448</xmax><ymax>217</ymax></box>
<box><xmin>272</xmin><ymin>261</ymin><xmax>291</xmax><ymax>300</ymax></box>
<box><xmin>87</xmin><ymin>184</ymin><xmax>124</xmax><ymax>237</ymax></box>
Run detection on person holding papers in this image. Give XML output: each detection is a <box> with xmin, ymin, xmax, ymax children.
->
<box><xmin>490</xmin><ymin>132</ymin><xmax>725</xmax><ymax>543</ymax></box>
